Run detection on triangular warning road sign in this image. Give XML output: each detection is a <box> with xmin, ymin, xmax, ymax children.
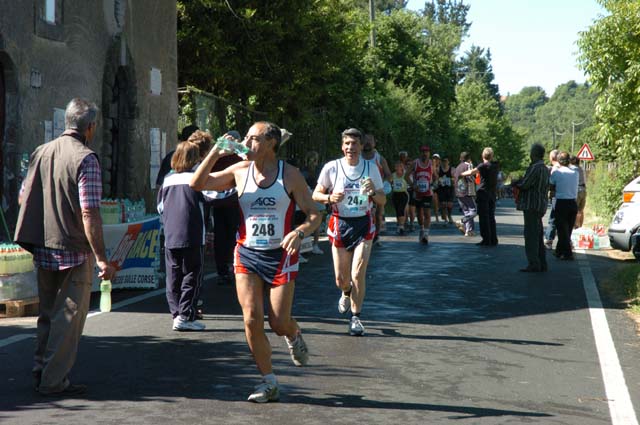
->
<box><xmin>576</xmin><ymin>143</ymin><xmax>594</xmax><ymax>161</ymax></box>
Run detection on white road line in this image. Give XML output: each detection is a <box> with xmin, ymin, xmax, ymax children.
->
<box><xmin>0</xmin><ymin>272</ymin><xmax>220</xmax><ymax>347</ymax></box>
<box><xmin>0</xmin><ymin>334</ymin><xmax>33</xmax><ymax>348</ymax></box>
<box><xmin>577</xmin><ymin>251</ymin><xmax>639</xmax><ymax>425</ymax></box>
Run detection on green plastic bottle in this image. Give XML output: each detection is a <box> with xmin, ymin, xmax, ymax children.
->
<box><xmin>100</xmin><ymin>280</ymin><xmax>112</xmax><ymax>312</ymax></box>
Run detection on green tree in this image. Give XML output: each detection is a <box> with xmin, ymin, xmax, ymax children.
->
<box><xmin>457</xmin><ymin>45</ymin><xmax>500</xmax><ymax>103</ymax></box>
<box><xmin>504</xmin><ymin>86</ymin><xmax>548</xmax><ymax>144</ymax></box>
<box><xmin>451</xmin><ymin>80</ymin><xmax>523</xmax><ymax>172</ymax></box>
<box><xmin>578</xmin><ymin>0</ymin><xmax>640</xmax><ymax>217</ymax></box>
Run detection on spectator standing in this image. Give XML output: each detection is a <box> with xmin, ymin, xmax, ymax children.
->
<box><xmin>550</xmin><ymin>152</ymin><xmax>579</xmax><ymax>260</ymax></box>
<box><xmin>362</xmin><ymin>134</ymin><xmax>391</xmax><ymax>242</ymax></box>
<box><xmin>570</xmin><ymin>155</ymin><xmax>587</xmax><ymax>229</ymax></box>
<box><xmin>514</xmin><ymin>143</ymin><xmax>549</xmax><ymax>272</ymax></box>
<box><xmin>454</xmin><ymin>152</ymin><xmax>477</xmax><ymax>237</ymax></box>
<box><xmin>209</xmin><ymin>130</ymin><xmax>244</xmax><ymax>285</ymax></box>
<box><xmin>14</xmin><ymin>98</ymin><xmax>116</xmax><ymax>396</ymax></box>
<box><xmin>545</xmin><ymin>149</ymin><xmax>560</xmax><ymax>248</ymax></box>
<box><xmin>156</xmin><ymin>124</ymin><xmax>199</xmax><ymax>188</ymax></box>
<box><xmin>157</xmin><ymin>140</ymin><xmax>215</xmax><ymax>331</ymax></box>
<box><xmin>460</xmin><ymin>148</ymin><xmax>499</xmax><ymax>246</ymax></box>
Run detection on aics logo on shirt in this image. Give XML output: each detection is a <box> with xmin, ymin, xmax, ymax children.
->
<box><xmin>251</xmin><ymin>197</ymin><xmax>277</xmax><ymax>208</ymax></box>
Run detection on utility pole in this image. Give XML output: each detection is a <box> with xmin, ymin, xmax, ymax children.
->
<box><xmin>369</xmin><ymin>0</ymin><xmax>376</xmax><ymax>49</ymax></box>
<box><xmin>571</xmin><ymin>119</ymin><xmax>586</xmax><ymax>154</ymax></box>
<box><xmin>552</xmin><ymin>128</ymin><xmax>566</xmax><ymax>150</ymax></box>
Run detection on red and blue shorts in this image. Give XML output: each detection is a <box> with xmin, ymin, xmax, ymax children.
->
<box><xmin>327</xmin><ymin>214</ymin><xmax>375</xmax><ymax>252</ymax></box>
<box><xmin>234</xmin><ymin>244</ymin><xmax>299</xmax><ymax>286</ymax></box>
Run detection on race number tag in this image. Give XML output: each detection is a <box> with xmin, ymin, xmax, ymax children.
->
<box><xmin>417</xmin><ymin>179</ymin><xmax>430</xmax><ymax>193</ymax></box>
<box><xmin>247</xmin><ymin>214</ymin><xmax>281</xmax><ymax>248</ymax></box>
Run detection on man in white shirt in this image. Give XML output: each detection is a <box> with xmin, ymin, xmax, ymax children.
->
<box><xmin>549</xmin><ymin>152</ymin><xmax>579</xmax><ymax>260</ymax></box>
<box><xmin>313</xmin><ymin>128</ymin><xmax>386</xmax><ymax>336</ymax></box>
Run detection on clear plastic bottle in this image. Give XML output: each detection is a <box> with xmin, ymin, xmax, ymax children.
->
<box><xmin>215</xmin><ymin>136</ymin><xmax>249</xmax><ymax>156</ymax></box>
<box><xmin>100</xmin><ymin>280</ymin><xmax>112</xmax><ymax>312</ymax></box>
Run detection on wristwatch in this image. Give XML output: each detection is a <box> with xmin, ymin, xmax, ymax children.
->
<box><xmin>296</xmin><ymin>230</ymin><xmax>305</xmax><ymax>240</ymax></box>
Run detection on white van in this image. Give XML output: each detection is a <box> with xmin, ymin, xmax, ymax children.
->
<box><xmin>608</xmin><ymin>176</ymin><xmax>640</xmax><ymax>259</ymax></box>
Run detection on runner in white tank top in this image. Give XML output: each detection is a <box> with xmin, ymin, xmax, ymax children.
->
<box><xmin>314</xmin><ymin>128</ymin><xmax>386</xmax><ymax>337</ymax></box>
<box><xmin>191</xmin><ymin>122</ymin><xmax>321</xmax><ymax>403</ymax></box>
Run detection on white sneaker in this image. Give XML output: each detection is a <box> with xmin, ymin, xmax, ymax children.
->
<box><xmin>248</xmin><ymin>380</ymin><xmax>280</xmax><ymax>403</ymax></box>
<box><xmin>298</xmin><ymin>255</ymin><xmax>308</xmax><ymax>264</ymax></box>
<box><xmin>349</xmin><ymin>316</ymin><xmax>365</xmax><ymax>336</ymax></box>
<box><xmin>172</xmin><ymin>316</ymin><xmax>206</xmax><ymax>331</ymax></box>
<box><xmin>285</xmin><ymin>332</ymin><xmax>309</xmax><ymax>366</ymax></box>
<box><xmin>338</xmin><ymin>292</ymin><xmax>351</xmax><ymax>314</ymax></box>
<box><xmin>311</xmin><ymin>244</ymin><xmax>324</xmax><ymax>255</ymax></box>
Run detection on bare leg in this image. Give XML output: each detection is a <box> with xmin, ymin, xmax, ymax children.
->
<box><xmin>332</xmin><ymin>245</ymin><xmax>355</xmax><ymax>293</ymax></box>
<box><xmin>267</xmin><ymin>281</ymin><xmax>299</xmax><ymax>340</ymax></box>
<box><xmin>349</xmin><ymin>240</ymin><xmax>372</xmax><ymax>314</ymax></box>
<box><xmin>235</xmin><ymin>273</ymin><xmax>272</xmax><ymax>375</ymax></box>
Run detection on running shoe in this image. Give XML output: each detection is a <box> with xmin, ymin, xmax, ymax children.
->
<box><xmin>455</xmin><ymin>220</ymin><xmax>465</xmax><ymax>234</ymax></box>
<box><xmin>247</xmin><ymin>380</ymin><xmax>280</xmax><ymax>403</ymax></box>
<box><xmin>465</xmin><ymin>230</ymin><xmax>475</xmax><ymax>237</ymax></box>
<box><xmin>173</xmin><ymin>317</ymin><xmax>206</xmax><ymax>331</ymax></box>
<box><xmin>418</xmin><ymin>229</ymin><xmax>424</xmax><ymax>243</ymax></box>
<box><xmin>545</xmin><ymin>239</ymin><xmax>553</xmax><ymax>249</ymax></box>
<box><xmin>349</xmin><ymin>316</ymin><xmax>365</xmax><ymax>336</ymax></box>
<box><xmin>298</xmin><ymin>255</ymin><xmax>308</xmax><ymax>264</ymax></box>
<box><xmin>338</xmin><ymin>292</ymin><xmax>351</xmax><ymax>314</ymax></box>
<box><xmin>422</xmin><ymin>234</ymin><xmax>429</xmax><ymax>245</ymax></box>
<box><xmin>285</xmin><ymin>333</ymin><xmax>309</xmax><ymax>366</ymax></box>
<box><xmin>311</xmin><ymin>244</ymin><xmax>324</xmax><ymax>255</ymax></box>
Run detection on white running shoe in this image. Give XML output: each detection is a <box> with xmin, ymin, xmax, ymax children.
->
<box><xmin>349</xmin><ymin>316</ymin><xmax>365</xmax><ymax>336</ymax></box>
<box><xmin>418</xmin><ymin>229</ymin><xmax>425</xmax><ymax>243</ymax></box>
<box><xmin>247</xmin><ymin>380</ymin><xmax>280</xmax><ymax>403</ymax></box>
<box><xmin>298</xmin><ymin>255</ymin><xmax>308</xmax><ymax>264</ymax></box>
<box><xmin>311</xmin><ymin>244</ymin><xmax>324</xmax><ymax>255</ymax></box>
<box><xmin>338</xmin><ymin>293</ymin><xmax>351</xmax><ymax>314</ymax></box>
<box><xmin>285</xmin><ymin>333</ymin><xmax>309</xmax><ymax>366</ymax></box>
<box><xmin>172</xmin><ymin>317</ymin><xmax>206</xmax><ymax>331</ymax></box>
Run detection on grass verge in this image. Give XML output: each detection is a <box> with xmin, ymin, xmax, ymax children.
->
<box><xmin>601</xmin><ymin>263</ymin><xmax>640</xmax><ymax>332</ymax></box>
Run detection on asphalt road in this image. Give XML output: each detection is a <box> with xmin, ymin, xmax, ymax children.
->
<box><xmin>1</xmin><ymin>199</ymin><xmax>639</xmax><ymax>425</ymax></box>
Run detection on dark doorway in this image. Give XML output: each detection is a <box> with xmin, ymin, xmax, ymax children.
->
<box><xmin>107</xmin><ymin>66</ymin><xmax>132</xmax><ymax>198</ymax></box>
<box><xmin>0</xmin><ymin>61</ymin><xmax>5</xmax><ymax>204</ymax></box>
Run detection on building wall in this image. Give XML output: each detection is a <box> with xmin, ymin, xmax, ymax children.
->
<box><xmin>0</xmin><ymin>0</ymin><xmax>177</xmax><ymax>226</ymax></box>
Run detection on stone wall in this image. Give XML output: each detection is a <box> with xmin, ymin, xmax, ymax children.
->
<box><xmin>0</xmin><ymin>0</ymin><xmax>177</xmax><ymax>225</ymax></box>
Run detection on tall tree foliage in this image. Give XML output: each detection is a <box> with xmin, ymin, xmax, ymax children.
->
<box><xmin>578</xmin><ymin>0</ymin><xmax>640</xmax><ymax>217</ymax></box>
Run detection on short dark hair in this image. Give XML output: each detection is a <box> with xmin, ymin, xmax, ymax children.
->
<box><xmin>341</xmin><ymin>128</ymin><xmax>363</xmax><ymax>142</ymax></box>
<box><xmin>530</xmin><ymin>143</ymin><xmax>545</xmax><ymax>160</ymax></box>
<box><xmin>570</xmin><ymin>155</ymin><xmax>579</xmax><ymax>165</ymax></box>
<box><xmin>180</xmin><ymin>124</ymin><xmax>199</xmax><ymax>142</ymax></box>
<box><xmin>460</xmin><ymin>151</ymin><xmax>471</xmax><ymax>161</ymax></box>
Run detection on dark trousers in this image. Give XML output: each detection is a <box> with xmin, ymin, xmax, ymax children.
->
<box><xmin>213</xmin><ymin>204</ymin><xmax>240</xmax><ymax>276</ymax></box>
<box><xmin>165</xmin><ymin>245</ymin><xmax>204</xmax><ymax>321</ymax></box>
<box><xmin>477</xmin><ymin>192</ymin><xmax>498</xmax><ymax>245</ymax></box>
<box><xmin>554</xmin><ymin>199</ymin><xmax>578</xmax><ymax>258</ymax></box>
<box><xmin>523</xmin><ymin>209</ymin><xmax>547</xmax><ymax>271</ymax></box>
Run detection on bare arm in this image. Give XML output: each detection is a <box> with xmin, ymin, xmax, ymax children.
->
<box><xmin>460</xmin><ymin>167</ymin><xmax>478</xmax><ymax>177</ymax></box>
<box><xmin>281</xmin><ymin>166</ymin><xmax>322</xmax><ymax>255</ymax></box>
<box><xmin>82</xmin><ymin>208</ymin><xmax>116</xmax><ymax>281</ymax></box>
<box><xmin>380</xmin><ymin>156</ymin><xmax>392</xmax><ymax>181</ymax></box>
<box><xmin>313</xmin><ymin>183</ymin><xmax>344</xmax><ymax>205</ymax></box>
<box><xmin>190</xmin><ymin>147</ymin><xmax>241</xmax><ymax>192</ymax></box>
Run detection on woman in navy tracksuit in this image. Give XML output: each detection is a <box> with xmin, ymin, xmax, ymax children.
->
<box><xmin>157</xmin><ymin>139</ymin><xmax>214</xmax><ymax>331</ymax></box>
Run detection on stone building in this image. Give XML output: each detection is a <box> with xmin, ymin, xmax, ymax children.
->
<box><xmin>0</xmin><ymin>0</ymin><xmax>178</xmax><ymax>228</ymax></box>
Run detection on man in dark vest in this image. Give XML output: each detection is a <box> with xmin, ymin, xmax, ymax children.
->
<box><xmin>15</xmin><ymin>98</ymin><xmax>116</xmax><ymax>396</ymax></box>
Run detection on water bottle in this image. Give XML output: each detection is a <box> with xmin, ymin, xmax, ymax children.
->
<box><xmin>100</xmin><ymin>280</ymin><xmax>112</xmax><ymax>312</ymax></box>
<box><xmin>215</xmin><ymin>136</ymin><xmax>250</xmax><ymax>156</ymax></box>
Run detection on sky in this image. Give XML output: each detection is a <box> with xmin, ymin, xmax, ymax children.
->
<box><xmin>406</xmin><ymin>0</ymin><xmax>607</xmax><ymax>96</ymax></box>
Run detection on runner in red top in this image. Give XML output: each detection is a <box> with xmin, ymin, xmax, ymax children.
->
<box><xmin>409</xmin><ymin>145</ymin><xmax>434</xmax><ymax>244</ymax></box>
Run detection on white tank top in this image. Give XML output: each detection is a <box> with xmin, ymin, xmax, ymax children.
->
<box><xmin>331</xmin><ymin>159</ymin><xmax>373</xmax><ymax>218</ymax></box>
<box><xmin>237</xmin><ymin>160</ymin><xmax>294</xmax><ymax>250</ymax></box>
